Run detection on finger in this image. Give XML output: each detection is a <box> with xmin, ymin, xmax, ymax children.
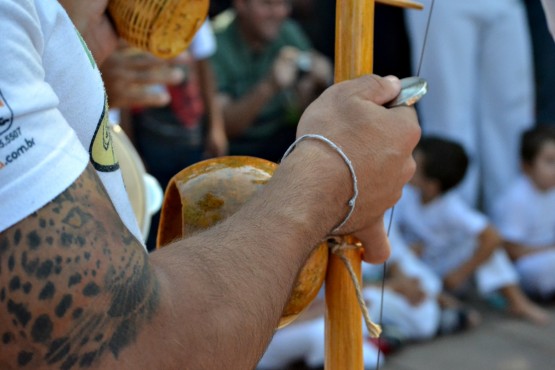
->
<box><xmin>134</xmin><ymin>93</ymin><xmax>171</xmax><ymax>107</ymax></box>
<box><xmin>122</xmin><ymin>49</ymin><xmax>166</xmax><ymax>66</ymax></box>
<box><xmin>117</xmin><ymin>85</ymin><xmax>171</xmax><ymax>108</ymax></box>
<box><xmin>132</xmin><ymin>66</ymin><xmax>185</xmax><ymax>85</ymax></box>
<box><xmin>168</xmin><ymin>52</ymin><xmax>190</xmax><ymax>65</ymax></box>
<box><xmin>354</xmin><ymin>223</ymin><xmax>391</xmax><ymax>264</ymax></box>
<box><xmin>346</xmin><ymin>74</ymin><xmax>402</xmax><ymax>106</ymax></box>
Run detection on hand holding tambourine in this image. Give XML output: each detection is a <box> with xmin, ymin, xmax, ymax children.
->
<box><xmin>108</xmin><ymin>0</ymin><xmax>209</xmax><ymax>58</ymax></box>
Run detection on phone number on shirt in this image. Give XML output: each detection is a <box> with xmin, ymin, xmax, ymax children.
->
<box><xmin>0</xmin><ymin>127</ymin><xmax>22</xmax><ymax>149</ymax></box>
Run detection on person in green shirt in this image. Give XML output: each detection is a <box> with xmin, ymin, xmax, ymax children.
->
<box><xmin>211</xmin><ymin>0</ymin><xmax>333</xmax><ymax>162</ymax></box>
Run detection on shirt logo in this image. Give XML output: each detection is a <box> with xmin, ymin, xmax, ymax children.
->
<box><xmin>0</xmin><ymin>90</ymin><xmax>13</xmax><ymax>136</ymax></box>
<box><xmin>90</xmin><ymin>98</ymin><xmax>119</xmax><ymax>172</ymax></box>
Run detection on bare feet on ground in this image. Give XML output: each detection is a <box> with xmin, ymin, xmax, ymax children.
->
<box><xmin>508</xmin><ymin>299</ymin><xmax>551</xmax><ymax>325</ymax></box>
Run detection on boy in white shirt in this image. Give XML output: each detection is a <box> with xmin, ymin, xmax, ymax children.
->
<box><xmin>396</xmin><ymin>137</ymin><xmax>549</xmax><ymax>324</ymax></box>
<box><xmin>492</xmin><ymin>126</ymin><xmax>555</xmax><ymax>301</ymax></box>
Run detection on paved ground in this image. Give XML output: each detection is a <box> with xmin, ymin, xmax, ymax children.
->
<box><xmin>382</xmin><ymin>301</ymin><xmax>555</xmax><ymax>370</ymax></box>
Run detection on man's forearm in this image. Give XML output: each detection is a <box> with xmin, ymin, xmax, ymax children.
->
<box><xmin>222</xmin><ymin>78</ymin><xmax>278</xmax><ymax>138</ymax></box>
<box><xmin>451</xmin><ymin>232</ymin><xmax>500</xmax><ymax>285</ymax></box>
<box><xmin>197</xmin><ymin>59</ymin><xmax>224</xmax><ymax>130</ymax></box>
<box><xmin>0</xmin><ymin>141</ymin><xmax>349</xmax><ymax>369</ymax></box>
<box><xmin>141</xmin><ymin>141</ymin><xmax>349</xmax><ymax>368</ymax></box>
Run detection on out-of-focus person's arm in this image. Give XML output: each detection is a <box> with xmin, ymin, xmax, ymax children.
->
<box><xmin>295</xmin><ymin>50</ymin><xmax>333</xmax><ymax>108</ymax></box>
<box><xmin>504</xmin><ymin>241</ymin><xmax>555</xmax><ymax>260</ymax></box>
<box><xmin>100</xmin><ymin>44</ymin><xmax>187</xmax><ymax>109</ymax></box>
<box><xmin>216</xmin><ymin>46</ymin><xmax>330</xmax><ymax>139</ymax></box>
<box><xmin>443</xmin><ymin>226</ymin><xmax>500</xmax><ymax>291</ymax></box>
<box><xmin>60</xmin><ymin>0</ymin><xmax>186</xmax><ymax>110</ymax></box>
<box><xmin>189</xmin><ymin>20</ymin><xmax>228</xmax><ymax>157</ymax></box>
<box><xmin>197</xmin><ymin>57</ymin><xmax>229</xmax><ymax>157</ymax></box>
<box><xmin>216</xmin><ymin>46</ymin><xmax>295</xmax><ymax>138</ymax></box>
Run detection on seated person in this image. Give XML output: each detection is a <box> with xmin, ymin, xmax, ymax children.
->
<box><xmin>395</xmin><ymin>136</ymin><xmax>549</xmax><ymax>324</ymax></box>
<box><xmin>492</xmin><ymin>126</ymin><xmax>555</xmax><ymax>301</ymax></box>
<box><xmin>362</xmin><ymin>221</ymin><xmax>442</xmax><ymax>354</ymax></box>
<box><xmin>210</xmin><ymin>0</ymin><xmax>332</xmax><ymax>162</ymax></box>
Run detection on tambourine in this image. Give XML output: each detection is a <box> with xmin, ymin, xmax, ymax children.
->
<box><xmin>156</xmin><ymin>156</ymin><xmax>329</xmax><ymax>328</ymax></box>
<box><xmin>108</xmin><ymin>0</ymin><xmax>209</xmax><ymax>58</ymax></box>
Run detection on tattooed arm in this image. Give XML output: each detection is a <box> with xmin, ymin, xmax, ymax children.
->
<box><xmin>0</xmin><ymin>74</ymin><xmax>419</xmax><ymax>369</ymax></box>
<box><xmin>1</xmin><ymin>1</ymin><xmax>420</xmax><ymax>368</ymax></box>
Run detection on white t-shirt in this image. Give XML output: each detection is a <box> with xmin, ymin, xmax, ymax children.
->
<box><xmin>492</xmin><ymin>175</ymin><xmax>555</xmax><ymax>248</ymax></box>
<box><xmin>0</xmin><ymin>1</ymin><xmax>142</xmax><ymax>242</ymax></box>
<box><xmin>395</xmin><ymin>185</ymin><xmax>489</xmax><ymax>277</ymax></box>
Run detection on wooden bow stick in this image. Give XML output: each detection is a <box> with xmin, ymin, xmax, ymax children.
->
<box><xmin>326</xmin><ymin>0</ymin><xmax>423</xmax><ymax>368</ymax></box>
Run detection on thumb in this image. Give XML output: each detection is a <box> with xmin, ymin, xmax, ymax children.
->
<box><xmin>349</xmin><ymin>74</ymin><xmax>402</xmax><ymax>106</ymax></box>
<box><xmin>353</xmin><ymin>222</ymin><xmax>391</xmax><ymax>264</ymax></box>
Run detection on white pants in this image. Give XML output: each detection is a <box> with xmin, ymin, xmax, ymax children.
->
<box><xmin>515</xmin><ymin>249</ymin><xmax>555</xmax><ymax>299</ymax></box>
<box><xmin>475</xmin><ymin>249</ymin><xmax>519</xmax><ymax>295</ymax></box>
<box><xmin>406</xmin><ymin>0</ymin><xmax>534</xmax><ymax>213</ymax></box>
<box><xmin>257</xmin><ymin>316</ymin><xmax>382</xmax><ymax>369</ymax></box>
<box><xmin>364</xmin><ymin>287</ymin><xmax>441</xmax><ymax>341</ymax></box>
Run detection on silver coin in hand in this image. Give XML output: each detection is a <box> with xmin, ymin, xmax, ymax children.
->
<box><xmin>386</xmin><ymin>76</ymin><xmax>428</xmax><ymax>108</ymax></box>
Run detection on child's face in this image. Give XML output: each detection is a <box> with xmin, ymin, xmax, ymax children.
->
<box><xmin>524</xmin><ymin>140</ymin><xmax>555</xmax><ymax>191</ymax></box>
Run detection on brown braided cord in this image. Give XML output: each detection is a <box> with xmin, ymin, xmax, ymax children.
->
<box><xmin>328</xmin><ymin>237</ymin><xmax>382</xmax><ymax>338</ymax></box>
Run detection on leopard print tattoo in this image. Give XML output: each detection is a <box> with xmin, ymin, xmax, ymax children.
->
<box><xmin>0</xmin><ymin>165</ymin><xmax>160</xmax><ymax>369</ymax></box>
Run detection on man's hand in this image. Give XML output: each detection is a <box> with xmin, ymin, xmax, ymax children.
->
<box><xmin>387</xmin><ymin>276</ymin><xmax>426</xmax><ymax>306</ymax></box>
<box><xmin>295</xmin><ymin>74</ymin><xmax>421</xmax><ymax>263</ymax></box>
<box><xmin>204</xmin><ymin>122</ymin><xmax>229</xmax><ymax>158</ymax></box>
<box><xmin>306</xmin><ymin>52</ymin><xmax>333</xmax><ymax>87</ymax></box>
<box><xmin>270</xmin><ymin>46</ymin><xmax>303</xmax><ymax>90</ymax></box>
<box><xmin>101</xmin><ymin>45</ymin><xmax>186</xmax><ymax>109</ymax></box>
<box><xmin>59</xmin><ymin>0</ymin><xmax>118</xmax><ymax>66</ymax></box>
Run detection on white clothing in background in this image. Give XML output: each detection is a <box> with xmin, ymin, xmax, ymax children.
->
<box><xmin>190</xmin><ymin>19</ymin><xmax>217</xmax><ymax>60</ymax></box>
<box><xmin>542</xmin><ymin>0</ymin><xmax>555</xmax><ymax>38</ymax></box>
<box><xmin>387</xmin><ymin>214</ymin><xmax>442</xmax><ymax>297</ymax></box>
<box><xmin>363</xmin><ymin>287</ymin><xmax>440</xmax><ymax>341</ymax></box>
<box><xmin>406</xmin><ymin>0</ymin><xmax>534</xmax><ymax>213</ymax></box>
<box><xmin>361</xmin><ymin>214</ymin><xmax>442</xmax><ymax>340</ymax></box>
<box><xmin>396</xmin><ymin>186</ymin><xmax>488</xmax><ymax>277</ymax></box>
<box><xmin>396</xmin><ymin>186</ymin><xmax>518</xmax><ymax>295</ymax></box>
<box><xmin>492</xmin><ymin>175</ymin><xmax>555</xmax><ymax>247</ymax></box>
<box><xmin>257</xmin><ymin>315</ymin><xmax>382</xmax><ymax>369</ymax></box>
<box><xmin>492</xmin><ymin>175</ymin><xmax>555</xmax><ymax>298</ymax></box>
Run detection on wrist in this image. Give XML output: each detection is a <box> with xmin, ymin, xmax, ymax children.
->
<box><xmin>261</xmin><ymin>76</ymin><xmax>279</xmax><ymax>97</ymax></box>
<box><xmin>271</xmin><ymin>139</ymin><xmax>352</xmax><ymax>245</ymax></box>
<box><xmin>282</xmin><ymin>134</ymin><xmax>357</xmax><ymax>233</ymax></box>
